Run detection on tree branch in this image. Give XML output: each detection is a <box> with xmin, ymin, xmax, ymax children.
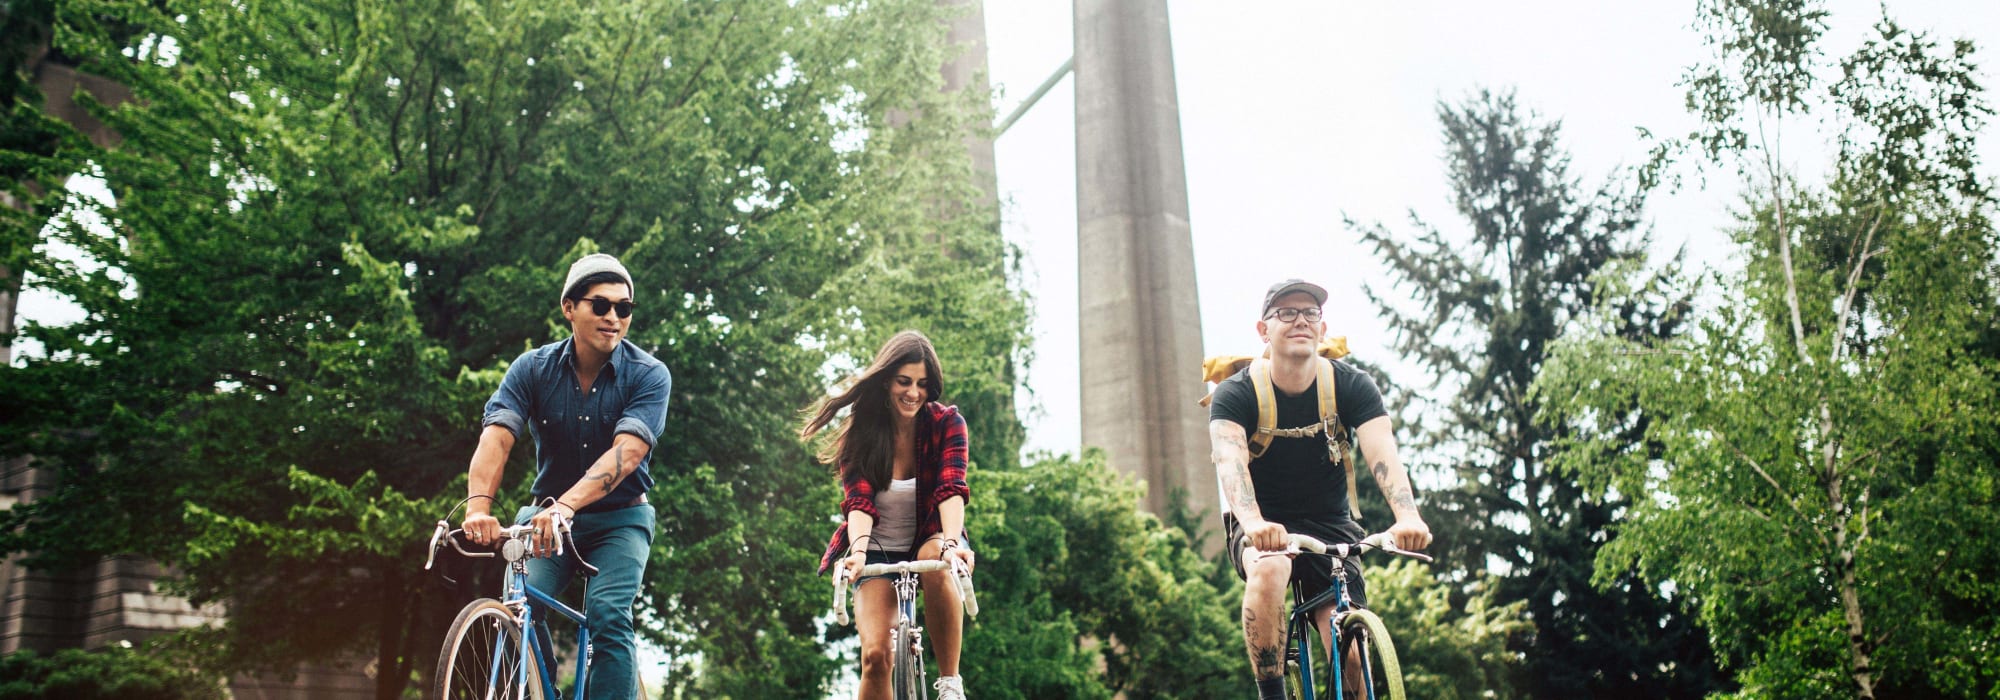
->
<box><xmin>1831</xmin><ymin>205</ymin><xmax>1888</xmax><ymax>364</ymax></box>
<box><xmin>1719</xmin><ymin>436</ymin><xmax>1831</xmax><ymax>550</ymax></box>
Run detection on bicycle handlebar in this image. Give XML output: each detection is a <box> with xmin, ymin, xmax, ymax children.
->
<box><xmin>424</xmin><ymin>516</ymin><xmax>599</xmax><ymax>576</ymax></box>
<box><xmin>1240</xmin><ymin>532</ymin><xmax>1435</xmax><ymax>564</ymax></box>
<box><xmin>831</xmin><ymin>559</ymin><xmax>978</xmax><ymax>626</ymax></box>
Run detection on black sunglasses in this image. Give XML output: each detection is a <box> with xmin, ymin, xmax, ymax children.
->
<box><xmin>570</xmin><ymin>296</ymin><xmax>635</xmax><ymax>319</ymax></box>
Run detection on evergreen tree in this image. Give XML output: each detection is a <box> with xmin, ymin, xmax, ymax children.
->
<box><xmin>1350</xmin><ymin>89</ymin><xmax>1725</xmax><ymax>698</ymax></box>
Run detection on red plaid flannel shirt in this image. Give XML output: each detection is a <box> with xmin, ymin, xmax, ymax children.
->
<box><xmin>817</xmin><ymin>403</ymin><xmax>971</xmax><ymax>574</ymax></box>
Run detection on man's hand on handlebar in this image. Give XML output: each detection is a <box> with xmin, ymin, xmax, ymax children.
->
<box><xmin>463</xmin><ymin>512</ymin><xmax>501</xmax><ymax>547</ymax></box>
<box><xmin>1240</xmin><ymin>517</ymin><xmax>1290</xmax><ymax>552</ymax></box>
<box><xmin>1386</xmin><ymin>517</ymin><xmax>1432</xmax><ymax>552</ymax></box>
<box><xmin>528</xmin><ymin>502</ymin><xmax>575</xmax><ymax>558</ymax></box>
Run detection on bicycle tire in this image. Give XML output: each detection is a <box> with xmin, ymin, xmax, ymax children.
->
<box><xmin>435</xmin><ymin>598</ymin><xmax>544</xmax><ymax>700</ymax></box>
<box><xmin>1338</xmin><ymin>609</ymin><xmax>1403</xmax><ymax>700</ymax></box>
<box><xmin>890</xmin><ymin>617</ymin><xmax>927</xmax><ymax>700</ymax></box>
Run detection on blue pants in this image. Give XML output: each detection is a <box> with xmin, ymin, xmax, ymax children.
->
<box><xmin>518</xmin><ymin>503</ymin><xmax>655</xmax><ymax>700</ymax></box>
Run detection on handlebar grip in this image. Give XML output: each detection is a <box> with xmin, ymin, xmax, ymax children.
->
<box><xmin>832</xmin><ymin>570</ymin><xmax>852</xmax><ymax>626</ymax></box>
<box><xmin>955</xmin><ymin>568</ymin><xmax>978</xmax><ymax>619</ymax></box>
<box><xmin>1237</xmin><ymin>533</ymin><xmax>1328</xmax><ymax>556</ymax></box>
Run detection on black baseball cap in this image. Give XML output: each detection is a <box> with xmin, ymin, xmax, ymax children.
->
<box><xmin>1261</xmin><ymin>279</ymin><xmax>1328</xmax><ymax>317</ymax></box>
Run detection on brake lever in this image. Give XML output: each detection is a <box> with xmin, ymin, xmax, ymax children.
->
<box><xmin>424</xmin><ymin>521</ymin><xmax>449</xmax><ymax>571</ymax></box>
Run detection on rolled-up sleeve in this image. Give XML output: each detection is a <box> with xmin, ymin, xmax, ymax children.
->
<box><xmin>481</xmin><ymin>353</ymin><xmax>534</xmax><ymax>437</ymax></box>
<box><xmin>928</xmin><ymin>410</ymin><xmax>970</xmax><ymax>508</ymax></box>
<box><xmin>615</xmin><ymin>363</ymin><xmax>671</xmax><ymax>449</ymax></box>
<box><xmin>840</xmin><ymin>463</ymin><xmax>879</xmax><ymax>517</ymax></box>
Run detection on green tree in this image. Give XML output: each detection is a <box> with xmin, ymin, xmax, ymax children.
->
<box><xmin>0</xmin><ymin>1</ymin><xmax>1023</xmax><ymax>698</ymax></box>
<box><xmin>1363</xmin><ymin>558</ymin><xmax>1530</xmax><ymax>700</ymax></box>
<box><xmin>1540</xmin><ymin>3</ymin><xmax>2000</xmax><ymax>697</ymax></box>
<box><xmin>961</xmin><ymin>451</ymin><xmax>1245</xmax><ymax>699</ymax></box>
<box><xmin>1349</xmin><ymin>89</ymin><xmax>1723</xmax><ymax>698</ymax></box>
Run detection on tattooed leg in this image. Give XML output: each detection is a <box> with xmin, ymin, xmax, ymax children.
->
<box><xmin>1242</xmin><ymin>554</ymin><xmax>1290</xmax><ymax>680</ymax></box>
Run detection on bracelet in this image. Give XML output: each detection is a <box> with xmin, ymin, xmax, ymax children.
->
<box><xmin>552</xmin><ymin>501</ymin><xmax>576</xmax><ymax>519</ymax></box>
<box><xmin>940</xmin><ymin>538</ymin><xmax>961</xmax><ymax>552</ymax></box>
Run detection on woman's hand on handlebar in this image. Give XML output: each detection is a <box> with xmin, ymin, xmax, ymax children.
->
<box><xmin>942</xmin><ymin>539</ymin><xmax>975</xmax><ymax>575</ymax></box>
<box><xmin>838</xmin><ymin>550</ymin><xmax>867</xmax><ymax>582</ymax></box>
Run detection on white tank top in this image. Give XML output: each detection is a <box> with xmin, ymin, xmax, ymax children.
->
<box><xmin>869</xmin><ymin>478</ymin><xmax>920</xmax><ymax>552</ymax></box>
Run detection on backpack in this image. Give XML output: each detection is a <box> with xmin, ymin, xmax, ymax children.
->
<box><xmin>1199</xmin><ymin>337</ymin><xmax>1362</xmax><ymax>519</ymax></box>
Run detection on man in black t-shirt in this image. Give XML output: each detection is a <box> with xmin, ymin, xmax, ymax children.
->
<box><xmin>1210</xmin><ymin>279</ymin><xmax>1431</xmax><ymax>700</ymax></box>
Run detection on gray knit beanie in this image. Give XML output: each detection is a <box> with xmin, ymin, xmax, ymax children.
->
<box><xmin>560</xmin><ymin>253</ymin><xmax>635</xmax><ymax>305</ymax></box>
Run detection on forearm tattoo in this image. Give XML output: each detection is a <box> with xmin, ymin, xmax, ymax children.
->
<box><xmin>1212</xmin><ymin>422</ymin><xmax>1261</xmax><ymax>515</ymax></box>
<box><xmin>1377</xmin><ymin>460</ymin><xmax>1417</xmax><ymax>510</ymax></box>
<box><xmin>586</xmin><ymin>444</ymin><xmax>626</xmax><ymax>494</ymax></box>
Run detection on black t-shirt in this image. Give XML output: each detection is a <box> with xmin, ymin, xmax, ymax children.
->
<box><xmin>1209</xmin><ymin>358</ymin><xmax>1387</xmax><ymax>523</ymax></box>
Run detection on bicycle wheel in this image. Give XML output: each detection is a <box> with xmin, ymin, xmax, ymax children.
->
<box><xmin>1336</xmin><ymin>609</ymin><xmax>1403</xmax><ymax>700</ymax></box>
<box><xmin>890</xmin><ymin>618</ymin><xmax>927</xmax><ymax>700</ymax></box>
<box><xmin>1279</xmin><ymin>625</ymin><xmax>1309</xmax><ymax>700</ymax></box>
<box><xmin>435</xmin><ymin>599</ymin><xmax>544</xmax><ymax>700</ymax></box>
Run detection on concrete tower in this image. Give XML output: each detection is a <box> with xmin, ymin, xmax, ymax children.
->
<box><xmin>1072</xmin><ymin>0</ymin><xmax>1215</xmax><ymax>530</ymax></box>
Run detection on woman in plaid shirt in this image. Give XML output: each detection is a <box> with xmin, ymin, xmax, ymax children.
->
<box><xmin>803</xmin><ymin>330</ymin><xmax>974</xmax><ymax>700</ymax></box>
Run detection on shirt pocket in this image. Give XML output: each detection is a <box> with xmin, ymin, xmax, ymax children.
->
<box><xmin>584</xmin><ymin>407</ymin><xmax>620</xmax><ymax>455</ymax></box>
<box><xmin>537</xmin><ymin>400</ymin><xmax>573</xmax><ymax>456</ymax></box>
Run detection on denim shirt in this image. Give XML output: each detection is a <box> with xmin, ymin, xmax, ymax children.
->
<box><xmin>482</xmin><ymin>338</ymin><xmax>671</xmax><ymax>510</ymax></box>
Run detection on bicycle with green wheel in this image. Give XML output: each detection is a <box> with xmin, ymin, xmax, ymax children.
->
<box><xmin>1250</xmin><ymin>532</ymin><xmax>1432</xmax><ymax>700</ymax></box>
<box><xmin>831</xmin><ymin>558</ymin><xmax>978</xmax><ymax>699</ymax></box>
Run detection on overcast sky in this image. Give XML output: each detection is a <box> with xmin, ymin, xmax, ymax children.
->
<box><xmin>986</xmin><ymin>0</ymin><xmax>2000</xmax><ymax>456</ymax></box>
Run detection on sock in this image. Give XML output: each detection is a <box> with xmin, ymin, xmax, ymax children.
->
<box><xmin>1257</xmin><ymin>676</ymin><xmax>1286</xmax><ymax>700</ymax></box>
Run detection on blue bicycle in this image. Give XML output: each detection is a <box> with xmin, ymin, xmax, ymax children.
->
<box><xmin>425</xmin><ymin>511</ymin><xmax>597</xmax><ymax>700</ymax></box>
<box><xmin>1248</xmin><ymin>532</ymin><xmax>1431</xmax><ymax>700</ymax></box>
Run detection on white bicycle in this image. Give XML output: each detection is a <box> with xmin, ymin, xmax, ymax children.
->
<box><xmin>831</xmin><ymin>558</ymin><xmax>978</xmax><ymax>699</ymax></box>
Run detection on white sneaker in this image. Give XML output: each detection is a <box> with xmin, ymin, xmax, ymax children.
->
<box><xmin>934</xmin><ymin>674</ymin><xmax>966</xmax><ymax>700</ymax></box>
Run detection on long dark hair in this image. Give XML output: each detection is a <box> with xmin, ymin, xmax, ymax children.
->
<box><xmin>799</xmin><ymin>330</ymin><xmax>945</xmax><ymax>490</ymax></box>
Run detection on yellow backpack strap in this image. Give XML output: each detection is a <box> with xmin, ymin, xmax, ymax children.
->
<box><xmin>1316</xmin><ymin>358</ymin><xmax>1362</xmax><ymax>520</ymax></box>
<box><xmin>1248</xmin><ymin>359</ymin><xmax>1277</xmax><ymax>458</ymax></box>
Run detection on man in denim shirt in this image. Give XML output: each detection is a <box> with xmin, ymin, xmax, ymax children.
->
<box><xmin>461</xmin><ymin>253</ymin><xmax>670</xmax><ymax>699</ymax></box>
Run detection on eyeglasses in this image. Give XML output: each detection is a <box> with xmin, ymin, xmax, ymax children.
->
<box><xmin>571</xmin><ymin>296</ymin><xmax>635</xmax><ymax>319</ymax></box>
<box><xmin>1264</xmin><ymin>307</ymin><xmax>1322</xmax><ymax>323</ymax></box>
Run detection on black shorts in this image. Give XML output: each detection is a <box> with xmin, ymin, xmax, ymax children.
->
<box><xmin>1225</xmin><ymin>513</ymin><xmax>1369</xmax><ymax>609</ymax></box>
<box><xmin>855</xmin><ymin>548</ymin><xmax>918</xmax><ymax>586</ymax></box>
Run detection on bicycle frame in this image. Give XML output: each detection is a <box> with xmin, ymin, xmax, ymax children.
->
<box><xmin>830</xmin><ymin>558</ymin><xmax>978</xmax><ymax>699</ymax></box>
<box><xmin>428</xmin><ymin>517</ymin><xmax>599</xmax><ymax>700</ymax></box>
<box><xmin>504</xmin><ymin>563</ymin><xmax>591</xmax><ymax>700</ymax></box>
<box><xmin>890</xmin><ymin>570</ymin><xmax>926</xmax><ymax>661</ymax></box>
<box><xmin>1285</xmin><ymin>555</ymin><xmax>1361</xmax><ymax>700</ymax></box>
<box><xmin>1245</xmin><ymin>532</ymin><xmax>1428</xmax><ymax>700</ymax></box>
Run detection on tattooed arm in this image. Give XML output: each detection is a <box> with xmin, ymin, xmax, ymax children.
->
<box><xmin>525</xmin><ymin>432</ymin><xmax>650</xmax><ymax>555</ymax></box>
<box><xmin>560</xmin><ymin>432</ymin><xmax>651</xmax><ymax>510</ymax></box>
<box><xmin>1212</xmin><ymin>419</ymin><xmax>1286</xmax><ymax>551</ymax></box>
<box><xmin>1353</xmin><ymin>415</ymin><xmax>1431</xmax><ymax>551</ymax></box>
